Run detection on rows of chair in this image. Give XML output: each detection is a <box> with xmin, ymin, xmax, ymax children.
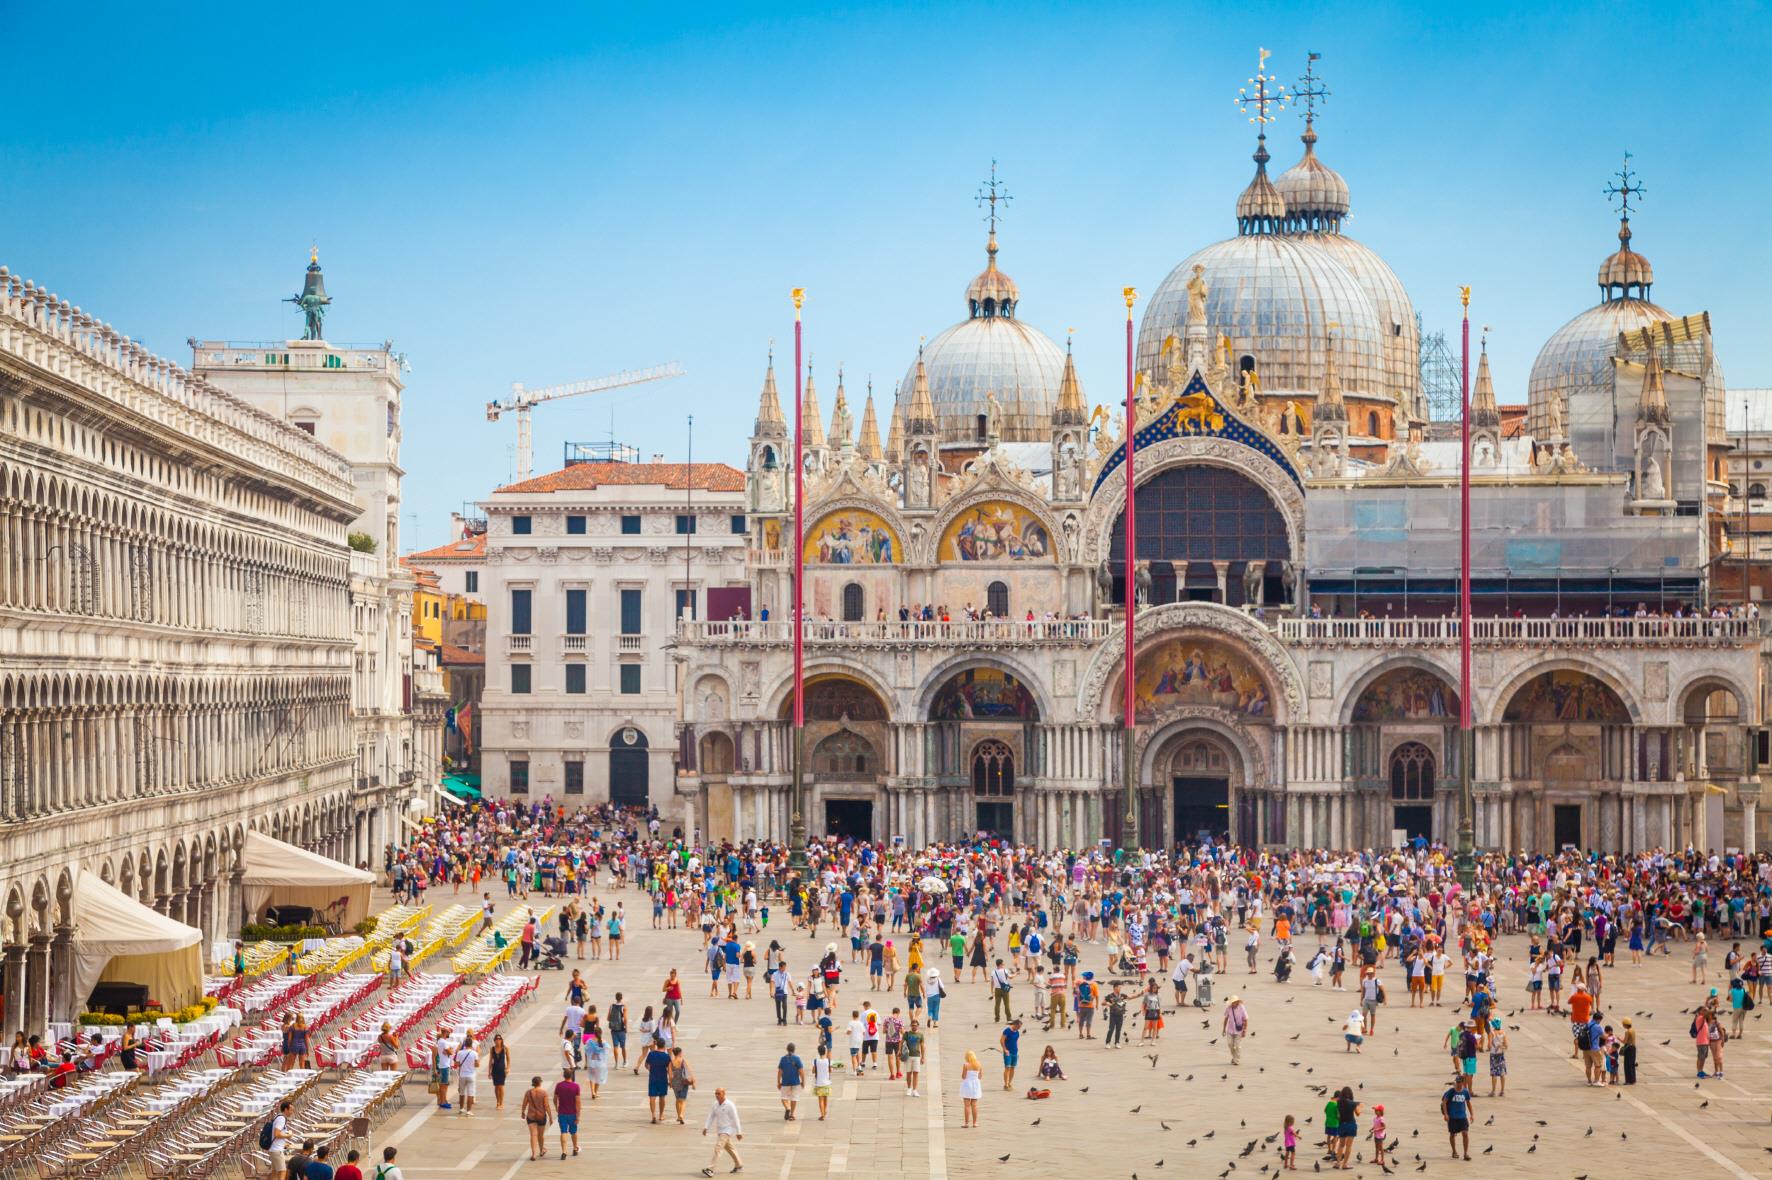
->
<box><xmin>449</xmin><ymin>903</ymin><xmax>554</xmax><ymax>974</ymax></box>
<box><xmin>0</xmin><ymin>1070</ymin><xmax>139</xmax><ymax>1180</ymax></box>
<box><xmin>401</xmin><ymin>972</ymin><xmax>539</xmax><ymax>1069</ymax></box>
<box><xmin>220</xmin><ymin>975</ymin><xmax>314</xmax><ymax>1021</ymax></box>
<box><xmin>312</xmin><ymin>974</ymin><xmax>461</xmax><ymax>1070</ymax></box>
<box><xmin>215</xmin><ymin>975</ymin><xmax>378</xmax><ymax>1069</ymax></box>
<box><xmin>368</xmin><ymin>904</ymin><xmax>477</xmax><ymax>974</ymax></box>
<box><xmin>19</xmin><ymin>1067</ymin><xmax>238</xmax><ymax>1179</ymax></box>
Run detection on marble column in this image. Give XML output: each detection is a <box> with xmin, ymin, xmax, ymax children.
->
<box><xmin>49</xmin><ymin>925</ymin><xmax>74</xmax><ymax>1023</ymax></box>
<box><xmin>1</xmin><ymin>944</ymin><xmax>25</xmax><ymax>1033</ymax></box>
<box><xmin>24</xmin><ymin>934</ymin><xmax>50</xmax><ymax>1036</ymax></box>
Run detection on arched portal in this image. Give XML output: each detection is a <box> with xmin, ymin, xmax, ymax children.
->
<box><xmin>781</xmin><ymin>675</ymin><xmax>891</xmax><ymax>841</ymax></box>
<box><xmin>971</xmin><ymin>739</ymin><xmax>1015</xmax><ymax>837</ymax></box>
<box><xmin>609</xmin><ymin>726</ymin><xmax>650</xmax><ymax>808</ymax></box>
<box><xmin>1107</xmin><ymin>465</ymin><xmax>1291</xmax><ymax>606</ymax></box>
<box><xmin>1166</xmin><ymin>732</ymin><xmax>1239</xmax><ymax>844</ymax></box>
<box><xmin>1388</xmin><ymin>741</ymin><xmax>1435</xmax><ymax>843</ymax></box>
<box><xmin>699</xmin><ymin>731</ymin><xmax>734</xmax><ymax>776</ymax></box>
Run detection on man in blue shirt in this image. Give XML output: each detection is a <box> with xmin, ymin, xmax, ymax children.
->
<box><xmin>999</xmin><ymin>1018</ymin><xmax>1022</xmax><ymax>1090</ymax></box>
<box><xmin>776</xmin><ymin>1042</ymin><xmax>805</xmax><ymax>1121</ymax></box>
<box><xmin>1440</xmin><ymin>1075</ymin><xmax>1474</xmax><ymax>1160</ymax></box>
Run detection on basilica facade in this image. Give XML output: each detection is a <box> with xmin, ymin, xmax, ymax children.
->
<box><xmin>672</xmin><ymin>63</ymin><xmax>1764</xmax><ymax>855</ymax></box>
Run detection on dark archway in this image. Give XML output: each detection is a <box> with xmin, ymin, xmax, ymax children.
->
<box><xmin>1389</xmin><ymin>741</ymin><xmax>1434</xmax><ymax>843</ymax></box>
<box><xmin>609</xmin><ymin>727</ymin><xmax>649</xmax><ymax>808</ymax></box>
<box><xmin>1108</xmin><ymin>465</ymin><xmax>1290</xmax><ymax>606</ymax></box>
<box><xmin>972</xmin><ymin>739</ymin><xmax>1014</xmax><ymax>838</ymax></box>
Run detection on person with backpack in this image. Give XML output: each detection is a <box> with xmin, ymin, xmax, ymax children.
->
<box><xmin>260</xmin><ymin>1099</ymin><xmax>292</xmax><ymax>1175</ymax></box>
<box><xmin>371</xmin><ymin>1146</ymin><xmax>403</xmax><ymax>1180</ymax></box>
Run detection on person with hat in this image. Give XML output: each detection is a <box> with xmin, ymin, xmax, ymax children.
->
<box><xmin>1222</xmin><ymin>994</ymin><xmax>1249</xmax><ymax>1065</ymax></box>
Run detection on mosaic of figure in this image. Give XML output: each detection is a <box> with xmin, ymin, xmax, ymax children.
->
<box><xmin>941</xmin><ymin>502</ymin><xmax>1052</xmax><ymax>562</ymax></box>
<box><xmin>1135</xmin><ymin>636</ymin><xmax>1272</xmax><ymax>720</ymax></box>
<box><xmin>804</xmin><ymin>510</ymin><xmax>900</xmax><ymax>565</ymax></box>
<box><xmin>1502</xmin><ymin>671</ymin><xmax>1629</xmax><ymax>723</ymax></box>
<box><xmin>1351</xmin><ymin>668</ymin><xmax>1459</xmax><ymax>722</ymax></box>
<box><xmin>931</xmin><ymin>668</ymin><xmax>1039</xmax><ymax>720</ymax></box>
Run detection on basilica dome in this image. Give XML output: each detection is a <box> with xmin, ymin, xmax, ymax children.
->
<box><xmin>904</xmin><ymin>233</ymin><xmax>1074</xmax><ymax>446</ymax></box>
<box><xmin>1526</xmin><ymin>215</ymin><xmax>1720</xmax><ymax>440</ymax></box>
<box><xmin>1139</xmin><ymin>129</ymin><xmax>1412</xmax><ymax>405</ymax></box>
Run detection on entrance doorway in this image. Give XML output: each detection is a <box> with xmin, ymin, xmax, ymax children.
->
<box><xmin>1393</xmin><ymin>805</ymin><xmax>1432</xmax><ymax>845</ymax></box>
<box><xmin>825</xmin><ymin>799</ymin><xmax>874</xmax><ymax>841</ymax></box>
<box><xmin>1173</xmin><ymin>777</ymin><xmax>1229</xmax><ymax>843</ymax></box>
<box><xmin>1553</xmin><ymin>804</ymin><xmax>1582</xmax><ymax>849</ymax></box>
<box><xmin>976</xmin><ymin>801</ymin><xmax>1013</xmax><ymax>839</ymax></box>
<box><xmin>609</xmin><ymin>730</ymin><xmax>650</xmax><ymax>808</ymax></box>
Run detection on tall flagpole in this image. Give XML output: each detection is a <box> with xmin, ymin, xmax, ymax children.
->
<box><xmin>1123</xmin><ymin>286</ymin><xmax>1140</xmax><ymax>852</ymax></box>
<box><xmin>1456</xmin><ymin>286</ymin><xmax>1476</xmax><ymax>890</ymax></box>
<box><xmin>790</xmin><ymin>288</ymin><xmax>808</xmax><ymax>875</ymax></box>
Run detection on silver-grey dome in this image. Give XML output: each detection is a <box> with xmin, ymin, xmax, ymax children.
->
<box><xmin>1138</xmin><ymin>234</ymin><xmax>1387</xmax><ymax>400</ymax></box>
<box><xmin>1275</xmin><ymin>131</ymin><xmax>1349</xmax><ymax>232</ymax></box>
<box><xmin>904</xmin><ymin>316</ymin><xmax>1070</xmax><ymax>445</ymax></box>
<box><xmin>1526</xmin><ymin>297</ymin><xmax>1675</xmax><ymax>435</ymax></box>
<box><xmin>1299</xmin><ymin>232</ymin><xmax>1420</xmax><ymax>409</ymax></box>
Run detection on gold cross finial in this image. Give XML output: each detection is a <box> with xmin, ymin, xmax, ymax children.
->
<box><xmin>1237</xmin><ymin>48</ymin><xmax>1288</xmax><ymax>130</ymax></box>
<box><xmin>1294</xmin><ymin>52</ymin><xmax>1328</xmax><ymax>128</ymax></box>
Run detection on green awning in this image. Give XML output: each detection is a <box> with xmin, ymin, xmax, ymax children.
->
<box><xmin>441</xmin><ymin>773</ymin><xmax>482</xmax><ymax>801</ymax></box>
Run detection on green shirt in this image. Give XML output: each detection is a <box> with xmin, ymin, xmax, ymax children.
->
<box><xmin>902</xmin><ymin>1031</ymin><xmax>924</xmax><ymax>1057</ymax></box>
<box><xmin>949</xmin><ymin>933</ymin><xmax>967</xmax><ymax>957</ymax></box>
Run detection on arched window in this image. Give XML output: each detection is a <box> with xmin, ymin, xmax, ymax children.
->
<box><xmin>976</xmin><ymin>414</ymin><xmax>989</xmax><ymax>441</ymax></box>
<box><xmin>972</xmin><ymin>739</ymin><xmax>1015</xmax><ymax>796</ymax></box>
<box><xmin>1389</xmin><ymin>742</ymin><xmax>1434</xmax><ymax>801</ymax></box>
<box><xmin>841</xmin><ymin>582</ymin><xmax>864</xmax><ymax>622</ymax></box>
<box><xmin>1368</xmin><ymin>410</ymin><xmax>1381</xmax><ymax>438</ymax></box>
<box><xmin>986</xmin><ymin>580</ymin><xmax>1009</xmax><ymax>618</ymax></box>
<box><xmin>1751</xmin><ymin>483</ymin><xmax>1766</xmax><ymax>500</ymax></box>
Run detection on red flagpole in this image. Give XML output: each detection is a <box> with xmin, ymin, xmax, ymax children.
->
<box><xmin>790</xmin><ymin>288</ymin><xmax>807</xmax><ymax>868</ymax></box>
<box><xmin>1123</xmin><ymin>286</ymin><xmax>1139</xmax><ymax>850</ymax></box>
<box><xmin>1456</xmin><ymin>286</ymin><xmax>1475</xmax><ymax>886</ymax></box>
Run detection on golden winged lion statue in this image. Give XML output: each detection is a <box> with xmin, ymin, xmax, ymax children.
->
<box><xmin>1174</xmin><ymin>390</ymin><xmax>1224</xmax><ymax>434</ymax></box>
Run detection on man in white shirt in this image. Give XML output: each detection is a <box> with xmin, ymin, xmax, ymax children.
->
<box><xmin>701</xmin><ymin>1086</ymin><xmax>744</xmax><ymax>1175</ymax></box>
<box><xmin>845</xmin><ymin>1011</ymin><xmax>866</xmax><ymax>1072</ymax></box>
<box><xmin>453</xmin><ymin>1034</ymin><xmax>479</xmax><ymax>1116</ymax></box>
<box><xmin>268</xmin><ymin>1099</ymin><xmax>293</xmax><ymax>1174</ymax></box>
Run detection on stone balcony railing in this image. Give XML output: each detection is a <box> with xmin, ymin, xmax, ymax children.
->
<box><xmin>677</xmin><ymin>618</ymin><xmax>1114</xmax><ymax>648</ymax></box>
<box><xmin>1277</xmin><ymin>615</ymin><xmax>1766</xmax><ymax>648</ymax></box>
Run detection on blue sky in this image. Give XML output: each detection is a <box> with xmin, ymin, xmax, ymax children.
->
<box><xmin>5</xmin><ymin>2</ymin><xmax>1768</xmax><ymax>547</ymax></box>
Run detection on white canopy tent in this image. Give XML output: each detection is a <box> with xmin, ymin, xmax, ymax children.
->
<box><xmin>72</xmin><ymin>869</ymin><xmax>203</xmax><ymax>1012</ymax></box>
<box><xmin>241</xmin><ymin>831</ymin><xmax>375</xmax><ymax>929</ymax></box>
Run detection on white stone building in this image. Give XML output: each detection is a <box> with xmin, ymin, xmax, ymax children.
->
<box><xmin>477</xmin><ymin>461</ymin><xmax>746</xmax><ymax>815</ymax></box>
<box><xmin>194</xmin><ymin>253</ymin><xmax>441</xmax><ymax>846</ymax></box>
<box><xmin>0</xmin><ymin>264</ymin><xmax>370</xmax><ymax>1033</ymax></box>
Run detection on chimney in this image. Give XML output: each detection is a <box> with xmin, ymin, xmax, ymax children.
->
<box><xmin>652</xmin><ymin>453</ymin><xmax>665</xmax><ymax>464</ymax></box>
<box><xmin>449</xmin><ymin>511</ymin><xmax>468</xmax><ymax>542</ymax></box>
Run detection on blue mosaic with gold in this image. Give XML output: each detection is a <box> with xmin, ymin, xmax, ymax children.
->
<box><xmin>1090</xmin><ymin>371</ymin><xmax>1303</xmax><ymax>495</ymax></box>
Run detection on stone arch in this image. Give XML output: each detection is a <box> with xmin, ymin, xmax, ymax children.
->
<box><xmin>764</xmin><ymin>662</ymin><xmax>895</xmax><ymax>721</ymax></box>
<box><xmin>693</xmin><ymin>674</ymin><xmax>730</xmax><ymax>723</ymax></box>
<box><xmin>1138</xmin><ymin>710</ymin><xmax>1270</xmax><ymax>792</ymax></box>
<box><xmin>800</xmin><ymin>495</ymin><xmax>911</xmax><ymax>566</ymax></box>
<box><xmin>1674</xmin><ymin>671</ymin><xmax>1749</xmax><ymax>721</ymax></box>
<box><xmin>698</xmin><ymin>730</ymin><xmax>735</xmax><ymax>775</ymax></box>
<box><xmin>1490</xmin><ymin>660</ymin><xmax>1638</xmax><ymax>726</ymax></box>
<box><xmin>1081</xmin><ymin>435</ymin><xmax>1306</xmax><ymax>568</ymax></box>
<box><xmin>1340</xmin><ymin>656</ymin><xmax>1464</xmax><ymax>726</ymax></box>
<box><xmin>914</xmin><ymin>651</ymin><xmax>1054</xmax><ymax>722</ymax></box>
<box><xmin>1077</xmin><ymin>601</ymin><xmax>1306</xmax><ymax>724</ymax></box>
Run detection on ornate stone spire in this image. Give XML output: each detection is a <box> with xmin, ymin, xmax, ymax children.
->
<box><xmin>907</xmin><ymin>346</ymin><xmax>936</xmax><ymax>435</ymax></box>
<box><xmin>753</xmin><ymin>348</ymin><xmax>786</xmax><ymax>436</ymax></box>
<box><xmin>857</xmin><ymin>383</ymin><xmax>884</xmax><ymax>460</ymax></box>
<box><xmin>1471</xmin><ymin>338</ymin><xmax>1500</xmax><ymax>430</ymax></box>
<box><xmin>1053</xmin><ymin>336</ymin><xmax>1087</xmax><ymax>426</ymax></box>
<box><xmin>1637</xmin><ymin>343</ymin><xmax>1670</xmax><ymax>425</ymax></box>
<box><xmin>886</xmin><ymin>387</ymin><xmax>905</xmax><ymax>462</ymax></box>
<box><xmin>829</xmin><ymin>367</ymin><xmax>854</xmax><ymax>451</ymax></box>
<box><xmin>801</xmin><ymin>363</ymin><xmax>825</xmax><ymax>449</ymax></box>
<box><xmin>1313</xmin><ymin>333</ymin><xmax>1348</xmax><ymax>423</ymax></box>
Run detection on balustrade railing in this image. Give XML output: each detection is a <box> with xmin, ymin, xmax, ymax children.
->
<box><xmin>678</xmin><ymin>618</ymin><xmax>1114</xmax><ymax>645</ymax></box>
<box><xmin>1278</xmin><ymin>615</ymin><xmax>1764</xmax><ymax>646</ymax></box>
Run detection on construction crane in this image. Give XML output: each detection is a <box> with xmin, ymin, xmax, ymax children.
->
<box><xmin>487</xmin><ymin>362</ymin><xmax>685</xmax><ymax>481</ymax></box>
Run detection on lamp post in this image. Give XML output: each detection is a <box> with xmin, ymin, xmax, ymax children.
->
<box><xmin>1123</xmin><ymin>285</ymin><xmax>1140</xmax><ymax>852</ymax></box>
<box><xmin>789</xmin><ymin>288</ymin><xmax>808</xmax><ymax>876</ymax></box>
<box><xmin>1456</xmin><ymin>286</ymin><xmax>1476</xmax><ymax>891</ymax></box>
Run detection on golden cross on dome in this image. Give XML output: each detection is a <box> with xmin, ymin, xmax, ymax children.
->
<box><xmin>1294</xmin><ymin>52</ymin><xmax>1328</xmax><ymax>126</ymax></box>
<box><xmin>976</xmin><ymin>159</ymin><xmax>1012</xmax><ymax>237</ymax></box>
<box><xmin>1605</xmin><ymin>152</ymin><xmax>1646</xmax><ymax>220</ymax></box>
<box><xmin>1237</xmin><ymin>47</ymin><xmax>1288</xmax><ymax>130</ymax></box>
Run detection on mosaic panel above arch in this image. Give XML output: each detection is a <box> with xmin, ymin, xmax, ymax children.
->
<box><xmin>1352</xmin><ymin>667</ymin><xmax>1460</xmax><ymax>723</ymax></box>
<box><xmin>1135</xmin><ymin>635</ymin><xmax>1274</xmax><ymax>722</ymax></box>
<box><xmin>1502</xmin><ymin>670</ymin><xmax>1630</xmax><ymax>723</ymax></box>
<box><xmin>938</xmin><ymin>501</ymin><xmax>1055</xmax><ymax>563</ymax></box>
<box><xmin>930</xmin><ymin>667</ymin><xmax>1040</xmax><ymax>721</ymax></box>
<box><xmin>803</xmin><ymin>509</ymin><xmax>901</xmax><ymax>565</ymax></box>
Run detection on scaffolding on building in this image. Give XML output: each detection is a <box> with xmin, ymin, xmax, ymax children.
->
<box><xmin>564</xmin><ymin>440</ymin><xmax>642</xmax><ymax>466</ymax></box>
<box><xmin>1419</xmin><ymin>312</ymin><xmax>1462</xmax><ymax>422</ymax></box>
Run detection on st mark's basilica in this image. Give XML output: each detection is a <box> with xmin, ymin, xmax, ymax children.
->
<box><xmin>671</xmin><ymin>57</ymin><xmax>1764</xmax><ymax>857</ymax></box>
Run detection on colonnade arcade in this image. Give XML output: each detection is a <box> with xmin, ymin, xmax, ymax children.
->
<box><xmin>0</xmin><ymin>796</ymin><xmax>381</xmax><ymax>1036</ymax></box>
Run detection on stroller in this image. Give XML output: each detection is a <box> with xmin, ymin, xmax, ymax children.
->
<box><xmin>535</xmin><ymin>935</ymin><xmax>568</xmax><ymax>970</ymax></box>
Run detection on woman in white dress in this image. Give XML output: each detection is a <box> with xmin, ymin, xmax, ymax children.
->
<box><xmin>959</xmin><ymin>1049</ymin><xmax>983</xmax><ymax>1127</ymax></box>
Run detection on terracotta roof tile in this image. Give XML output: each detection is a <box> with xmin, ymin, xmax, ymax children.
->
<box><xmin>440</xmin><ymin>643</ymin><xmax>485</xmax><ymax>665</ymax></box>
<box><xmin>494</xmin><ymin>461</ymin><xmax>745</xmax><ymax>495</ymax></box>
<box><xmin>407</xmin><ymin>533</ymin><xmax>488</xmax><ymax>561</ymax></box>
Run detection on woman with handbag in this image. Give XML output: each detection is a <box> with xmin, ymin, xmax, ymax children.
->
<box><xmin>520</xmin><ymin>1076</ymin><xmax>551</xmax><ymax>1160</ymax></box>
